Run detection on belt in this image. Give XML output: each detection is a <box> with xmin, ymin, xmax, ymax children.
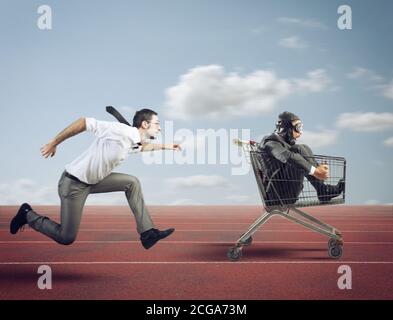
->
<box><xmin>64</xmin><ymin>172</ymin><xmax>91</xmax><ymax>186</ymax></box>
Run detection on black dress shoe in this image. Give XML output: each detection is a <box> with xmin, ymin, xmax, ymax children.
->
<box><xmin>318</xmin><ymin>179</ymin><xmax>345</xmax><ymax>203</ymax></box>
<box><xmin>140</xmin><ymin>228</ymin><xmax>175</xmax><ymax>249</ymax></box>
<box><xmin>10</xmin><ymin>203</ymin><xmax>32</xmax><ymax>234</ymax></box>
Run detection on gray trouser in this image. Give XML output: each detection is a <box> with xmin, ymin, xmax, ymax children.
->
<box><xmin>26</xmin><ymin>171</ymin><xmax>155</xmax><ymax>245</ymax></box>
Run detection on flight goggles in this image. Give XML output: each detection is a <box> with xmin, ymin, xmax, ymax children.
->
<box><xmin>293</xmin><ymin>121</ymin><xmax>303</xmax><ymax>133</ymax></box>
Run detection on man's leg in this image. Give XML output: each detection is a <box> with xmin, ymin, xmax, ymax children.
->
<box><xmin>290</xmin><ymin>143</ymin><xmax>324</xmax><ymax>191</ymax></box>
<box><xmin>290</xmin><ymin>144</ymin><xmax>318</xmax><ymax>167</ymax></box>
<box><xmin>90</xmin><ymin>172</ymin><xmax>174</xmax><ymax>249</ymax></box>
<box><xmin>291</xmin><ymin>144</ymin><xmax>344</xmax><ymax>202</ymax></box>
<box><xmin>267</xmin><ymin>149</ymin><xmax>305</xmax><ymax>205</ymax></box>
<box><xmin>90</xmin><ymin>173</ymin><xmax>154</xmax><ymax>234</ymax></box>
<box><xmin>277</xmin><ymin>163</ymin><xmax>305</xmax><ymax>204</ymax></box>
<box><xmin>26</xmin><ymin>172</ymin><xmax>90</xmax><ymax>245</ymax></box>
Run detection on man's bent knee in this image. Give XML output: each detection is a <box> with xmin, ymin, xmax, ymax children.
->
<box><xmin>126</xmin><ymin>176</ymin><xmax>141</xmax><ymax>189</ymax></box>
<box><xmin>57</xmin><ymin>234</ymin><xmax>77</xmax><ymax>245</ymax></box>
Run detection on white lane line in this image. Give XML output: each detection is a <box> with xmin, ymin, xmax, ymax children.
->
<box><xmin>0</xmin><ymin>261</ymin><xmax>392</xmax><ymax>265</ymax></box>
<box><xmin>1</xmin><ymin>229</ymin><xmax>392</xmax><ymax>233</ymax></box>
<box><xmin>23</xmin><ymin>222</ymin><xmax>393</xmax><ymax>226</ymax></box>
<box><xmin>2</xmin><ymin>221</ymin><xmax>393</xmax><ymax>226</ymax></box>
<box><xmin>1</xmin><ymin>240</ymin><xmax>393</xmax><ymax>244</ymax></box>
<box><xmin>2</xmin><ymin>215</ymin><xmax>392</xmax><ymax>220</ymax></box>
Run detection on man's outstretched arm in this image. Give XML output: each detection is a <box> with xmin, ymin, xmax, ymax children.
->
<box><xmin>141</xmin><ymin>143</ymin><xmax>181</xmax><ymax>152</ymax></box>
<box><xmin>40</xmin><ymin>117</ymin><xmax>86</xmax><ymax>158</ymax></box>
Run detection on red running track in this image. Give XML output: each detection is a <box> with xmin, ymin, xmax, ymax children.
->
<box><xmin>0</xmin><ymin>205</ymin><xmax>392</xmax><ymax>300</ymax></box>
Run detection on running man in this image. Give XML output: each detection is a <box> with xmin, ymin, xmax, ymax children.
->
<box><xmin>10</xmin><ymin>109</ymin><xmax>180</xmax><ymax>249</ymax></box>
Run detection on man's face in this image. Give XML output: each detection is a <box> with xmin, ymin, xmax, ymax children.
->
<box><xmin>292</xmin><ymin>119</ymin><xmax>303</xmax><ymax>139</ymax></box>
<box><xmin>146</xmin><ymin>115</ymin><xmax>161</xmax><ymax>139</ymax></box>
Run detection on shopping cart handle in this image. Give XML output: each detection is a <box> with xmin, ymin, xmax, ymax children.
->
<box><xmin>233</xmin><ymin>138</ymin><xmax>257</xmax><ymax>146</ymax></box>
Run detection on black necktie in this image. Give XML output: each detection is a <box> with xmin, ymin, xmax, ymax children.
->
<box><xmin>106</xmin><ymin>106</ymin><xmax>131</xmax><ymax>126</ymax></box>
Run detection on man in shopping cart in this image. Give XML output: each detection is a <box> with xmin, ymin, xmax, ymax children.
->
<box><xmin>259</xmin><ymin>111</ymin><xmax>345</xmax><ymax>205</ymax></box>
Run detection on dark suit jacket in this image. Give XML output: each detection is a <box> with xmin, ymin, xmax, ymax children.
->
<box><xmin>259</xmin><ymin>133</ymin><xmax>311</xmax><ymax>174</ymax></box>
<box><xmin>257</xmin><ymin>133</ymin><xmax>309</xmax><ymax>206</ymax></box>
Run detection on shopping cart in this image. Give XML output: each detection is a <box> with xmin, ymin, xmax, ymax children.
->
<box><xmin>227</xmin><ymin>139</ymin><xmax>346</xmax><ymax>261</ymax></box>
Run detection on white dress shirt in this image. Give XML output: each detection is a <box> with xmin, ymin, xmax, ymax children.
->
<box><xmin>65</xmin><ymin>118</ymin><xmax>141</xmax><ymax>184</ymax></box>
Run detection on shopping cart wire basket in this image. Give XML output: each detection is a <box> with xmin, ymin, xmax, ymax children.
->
<box><xmin>227</xmin><ymin>139</ymin><xmax>346</xmax><ymax>261</ymax></box>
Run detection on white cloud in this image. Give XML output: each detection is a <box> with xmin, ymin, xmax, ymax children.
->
<box><xmin>165</xmin><ymin>65</ymin><xmax>332</xmax><ymax>120</ymax></box>
<box><xmin>165</xmin><ymin>65</ymin><xmax>291</xmax><ymax>120</ymax></box>
<box><xmin>251</xmin><ymin>26</ymin><xmax>267</xmax><ymax>34</ymax></box>
<box><xmin>346</xmin><ymin>67</ymin><xmax>393</xmax><ymax>101</ymax></box>
<box><xmin>0</xmin><ymin>179</ymin><xmax>57</xmax><ymax>205</ymax></box>
<box><xmin>347</xmin><ymin>67</ymin><xmax>367</xmax><ymax>79</ymax></box>
<box><xmin>85</xmin><ymin>193</ymin><xmax>128</xmax><ymax>205</ymax></box>
<box><xmin>278</xmin><ymin>36</ymin><xmax>307</xmax><ymax>49</ymax></box>
<box><xmin>277</xmin><ymin>17</ymin><xmax>328</xmax><ymax>29</ymax></box>
<box><xmin>169</xmin><ymin>198</ymin><xmax>203</xmax><ymax>205</ymax></box>
<box><xmin>346</xmin><ymin>67</ymin><xmax>384</xmax><ymax>82</ymax></box>
<box><xmin>383</xmin><ymin>136</ymin><xmax>393</xmax><ymax>147</ymax></box>
<box><xmin>336</xmin><ymin>112</ymin><xmax>393</xmax><ymax>132</ymax></box>
<box><xmin>297</xmin><ymin>130</ymin><xmax>339</xmax><ymax>148</ymax></box>
<box><xmin>294</xmin><ymin>69</ymin><xmax>332</xmax><ymax>92</ymax></box>
<box><xmin>166</xmin><ymin>175</ymin><xmax>233</xmax><ymax>189</ymax></box>
<box><xmin>365</xmin><ymin>199</ymin><xmax>380</xmax><ymax>205</ymax></box>
<box><xmin>383</xmin><ymin>81</ymin><xmax>393</xmax><ymax>100</ymax></box>
<box><xmin>224</xmin><ymin>195</ymin><xmax>251</xmax><ymax>203</ymax></box>
<box><xmin>0</xmin><ymin>179</ymin><xmax>136</xmax><ymax>205</ymax></box>
<box><xmin>178</xmin><ymin>134</ymin><xmax>207</xmax><ymax>153</ymax></box>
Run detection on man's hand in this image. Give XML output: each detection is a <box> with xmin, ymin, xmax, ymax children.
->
<box><xmin>40</xmin><ymin>140</ymin><xmax>57</xmax><ymax>158</ymax></box>
<box><xmin>40</xmin><ymin>117</ymin><xmax>86</xmax><ymax>158</ymax></box>
<box><xmin>166</xmin><ymin>143</ymin><xmax>182</xmax><ymax>151</ymax></box>
<box><xmin>313</xmin><ymin>164</ymin><xmax>329</xmax><ymax>180</ymax></box>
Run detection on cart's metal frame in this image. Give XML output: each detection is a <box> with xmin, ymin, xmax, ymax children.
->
<box><xmin>227</xmin><ymin>139</ymin><xmax>345</xmax><ymax>261</ymax></box>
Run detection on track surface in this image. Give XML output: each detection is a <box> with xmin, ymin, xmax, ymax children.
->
<box><xmin>0</xmin><ymin>205</ymin><xmax>392</xmax><ymax>300</ymax></box>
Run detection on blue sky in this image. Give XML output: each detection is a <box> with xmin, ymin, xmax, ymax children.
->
<box><xmin>0</xmin><ymin>0</ymin><xmax>392</xmax><ymax>205</ymax></box>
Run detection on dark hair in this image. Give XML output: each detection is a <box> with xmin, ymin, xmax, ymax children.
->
<box><xmin>132</xmin><ymin>109</ymin><xmax>158</xmax><ymax>128</ymax></box>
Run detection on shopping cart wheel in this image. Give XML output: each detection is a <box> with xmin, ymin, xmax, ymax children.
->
<box><xmin>328</xmin><ymin>245</ymin><xmax>343</xmax><ymax>259</ymax></box>
<box><xmin>328</xmin><ymin>238</ymin><xmax>343</xmax><ymax>248</ymax></box>
<box><xmin>240</xmin><ymin>236</ymin><xmax>253</xmax><ymax>246</ymax></box>
<box><xmin>328</xmin><ymin>238</ymin><xmax>337</xmax><ymax>248</ymax></box>
<box><xmin>227</xmin><ymin>247</ymin><xmax>242</xmax><ymax>261</ymax></box>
